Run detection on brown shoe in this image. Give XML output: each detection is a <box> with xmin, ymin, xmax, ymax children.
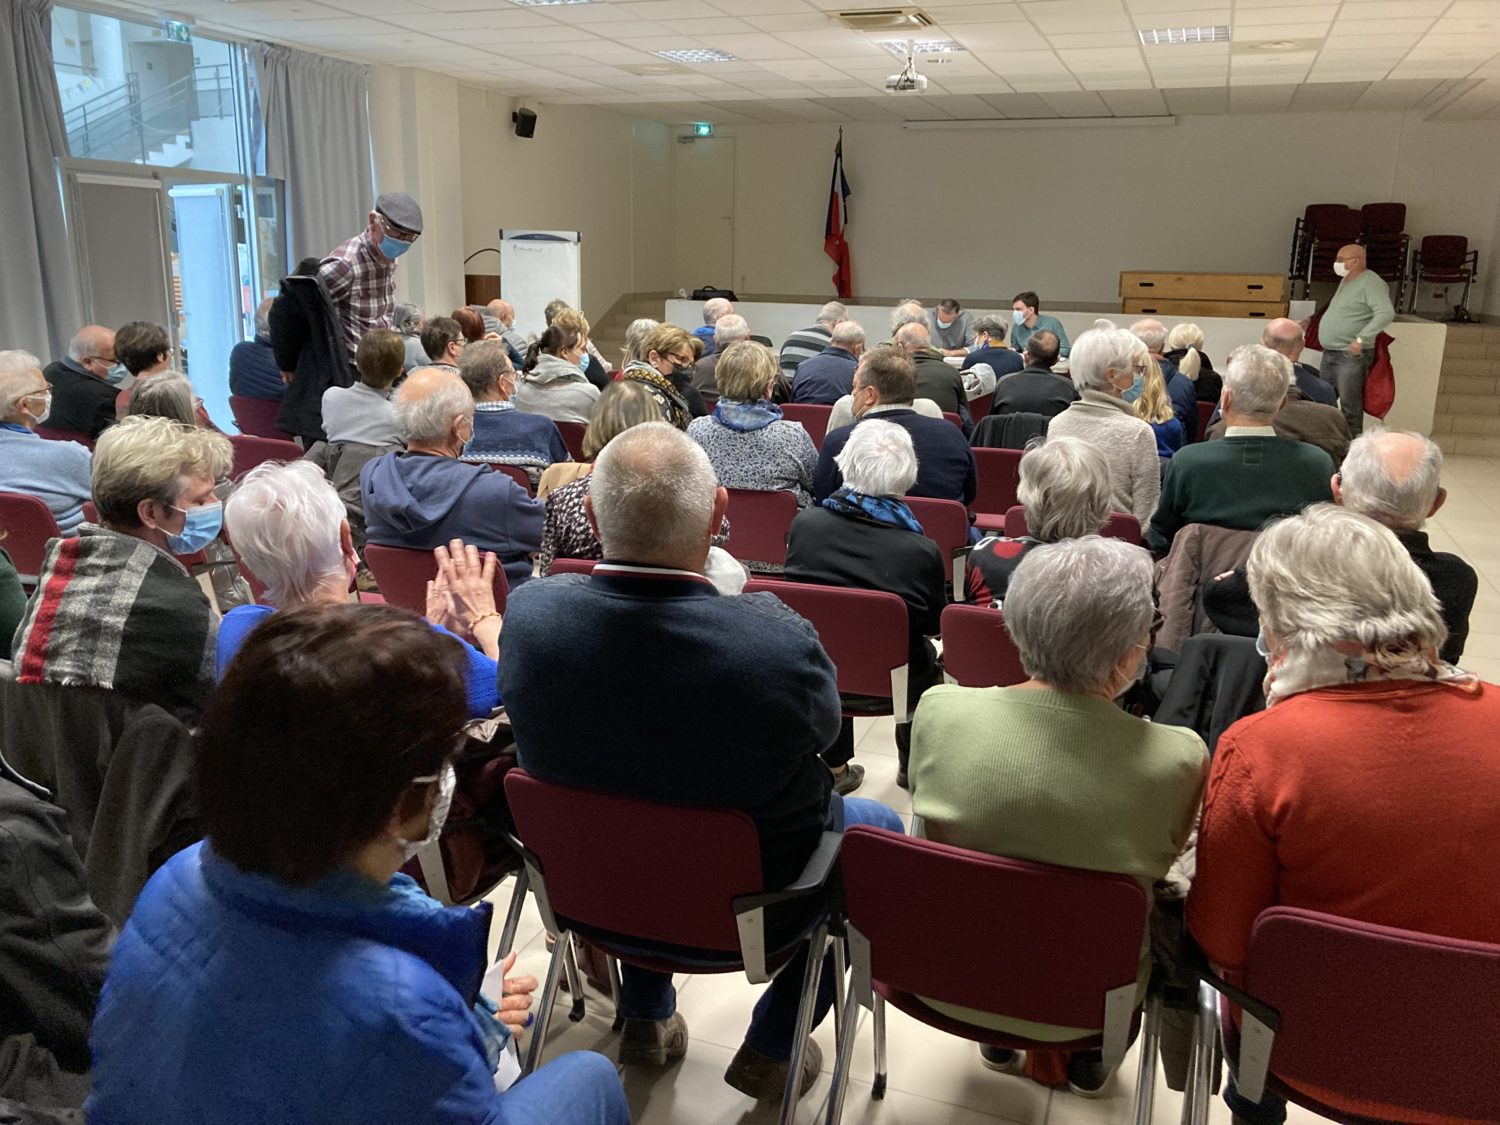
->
<box><xmin>618</xmin><ymin>1012</ymin><xmax>688</xmax><ymax>1067</ymax></box>
<box><xmin>724</xmin><ymin>1037</ymin><xmax>823</xmax><ymax>1101</ymax></box>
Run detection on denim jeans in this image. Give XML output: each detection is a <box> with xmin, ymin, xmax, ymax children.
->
<box><xmin>1317</xmin><ymin>348</ymin><xmax>1369</xmax><ymax>437</ymax></box>
<box><xmin>618</xmin><ymin>795</ymin><xmax>905</xmax><ymax>1060</ymax></box>
<box><xmin>1223</xmin><ymin>1075</ymin><xmax>1288</xmax><ymax>1125</ymax></box>
<box><xmin>500</xmin><ymin>1050</ymin><xmax>630</xmax><ymax>1123</ymax></box>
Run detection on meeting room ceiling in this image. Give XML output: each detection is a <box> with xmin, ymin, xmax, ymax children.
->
<box><xmin>127</xmin><ymin>0</ymin><xmax>1500</xmax><ymax>121</ymax></box>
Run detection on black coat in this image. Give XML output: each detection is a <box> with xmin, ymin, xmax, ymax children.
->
<box><xmin>269</xmin><ymin>275</ymin><xmax>354</xmax><ymax>443</ymax></box>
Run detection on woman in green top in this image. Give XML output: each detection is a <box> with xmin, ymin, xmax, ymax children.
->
<box><xmin>909</xmin><ymin>535</ymin><xmax>1206</xmax><ymax>1098</ymax></box>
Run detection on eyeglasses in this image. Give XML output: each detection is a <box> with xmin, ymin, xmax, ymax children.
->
<box><xmin>1131</xmin><ymin>364</ymin><xmax>1148</xmax><ymax>375</ymax></box>
<box><xmin>665</xmin><ymin>351</ymin><xmax>694</xmax><ymax>366</ymax></box>
<box><xmin>376</xmin><ymin>214</ymin><xmax>419</xmax><ymax>244</ymax></box>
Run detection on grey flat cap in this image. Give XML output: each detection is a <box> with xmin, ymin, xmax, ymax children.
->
<box><xmin>375</xmin><ymin>191</ymin><xmax>423</xmax><ymax>235</ymax></box>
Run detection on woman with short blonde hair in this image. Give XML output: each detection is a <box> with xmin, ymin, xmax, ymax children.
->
<box><xmin>619</xmin><ymin>323</ymin><xmax>703</xmax><ymax>428</ymax></box>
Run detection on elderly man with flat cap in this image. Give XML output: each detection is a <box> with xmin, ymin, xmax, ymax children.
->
<box><xmin>320</xmin><ymin>191</ymin><xmax>424</xmax><ymax>360</ymax></box>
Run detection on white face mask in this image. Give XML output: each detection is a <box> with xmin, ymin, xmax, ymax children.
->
<box><xmin>397</xmin><ymin>763</ymin><xmax>457</xmax><ymax>862</ymax></box>
<box><xmin>1333</xmin><ymin>261</ymin><xmax>1350</xmax><ymax>278</ymax></box>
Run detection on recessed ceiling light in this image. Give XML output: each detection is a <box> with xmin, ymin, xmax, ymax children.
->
<box><xmin>654</xmin><ymin>48</ymin><xmax>738</xmax><ymax>63</ymax></box>
<box><xmin>878</xmin><ymin>39</ymin><xmax>966</xmax><ymax>57</ymax></box>
<box><xmin>1138</xmin><ymin>26</ymin><xmax>1229</xmax><ymax>45</ymax></box>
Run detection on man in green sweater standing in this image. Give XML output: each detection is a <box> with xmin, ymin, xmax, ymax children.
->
<box><xmin>1147</xmin><ymin>345</ymin><xmax>1333</xmax><ymax>554</ymax></box>
<box><xmin>1317</xmin><ymin>243</ymin><xmax>1395</xmax><ymax>437</ymax></box>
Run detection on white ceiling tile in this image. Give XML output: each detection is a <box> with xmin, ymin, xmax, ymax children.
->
<box><xmin>1048</xmin><ymin>31</ymin><xmax>1143</xmax><ymax>47</ymax></box>
<box><xmin>978</xmin><ymin>91</ymin><xmax>1061</xmax><ymax>115</ymax></box>
<box><xmin>1229</xmin><ymin>83</ymin><xmax>1297</xmax><ymax>110</ymax></box>
<box><xmin>1324</xmin><ymin>34</ymin><xmax>1427</xmax><ymax>49</ymax></box>
<box><xmin>1039</xmin><ymin>89</ymin><xmax>1111</xmax><ymax>113</ymax></box>
<box><xmin>1098</xmin><ymin>86</ymin><xmax>1169</xmax><ymax>112</ymax></box>
<box><xmin>982</xmin><ymin>49</ymin><xmax>1075</xmax><ymax>73</ymax></box>
<box><xmin>205</xmin><ymin>0</ymin><xmax>347</xmax><ymax>17</ymax></box>
<box><xmin>1141</xmin><ymin>41</ymin><xmax>1229</xmax><ymax>59</ymax></box>
<box><xmin>1231</xmin><ymin>24</ymin><xmax>1330</xmax><ymax>42</ymax></box>
<box><xmin>1336</xmin><ymin>0</ymin><xmax>1452</xmax><ymax>14</ymax></box>
<box><xmin>1162</xmin><ymin>85</ymin><xmax>1229</xmax><ymax>110</ymax></box>
<box><xmin>750</xmin><ymin>12</ymin><xmax>837</xmax><ymax>31</ymax></box>
<box><xmin>1330</xmin><ymin>18</ymin><xmax>1436</xmax><ymax>37</ymax></box>
<box><xmin>1130</xmin><ymin>9</ymin><xmax>1230</xmax><ymax>27</ymax></box>
<box><xmin>1126</xmin><ymin>0</ymin><xmax>1223</xmax><ymax>11</ymax></box>
<box><xmin>1021</xmin><ymin>0</ymin><xmax>1135</xmax><ymax>35</ymax></box>
<box><xmin>1291</xmin><ymin>80</ymin><xmax>1372</xmax><ymax>107</ymax></box>
<box><xmin>951</xmin><ymin>24</ymin><xmax>1052</xmax><ymax>50</ymax></box>
<box><xmin>1234</xmin><ymin>5</ymin><xmax>1337</xmax><ymax>26</ymax></box>
<box><xmin>613</xmin><ymin>0</ymin><xmax>725</xmax><ymax>18</ymax></box>
<box><xmin>1007</xmin><ymin>76</ymin><xmax>1088</xmax><ymax>90</ymax></box>
<box><xmin>656</xmin><ymin>17</ymin><xmax>757</xmax><ymax>34</ymax></box>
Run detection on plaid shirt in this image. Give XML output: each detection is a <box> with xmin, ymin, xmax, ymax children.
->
<box><xmin>319</xmin><ymin>231</ymin><xmax>397</xmax><ymax>357</ymax></box>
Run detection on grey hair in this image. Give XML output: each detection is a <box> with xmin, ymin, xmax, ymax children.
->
<box><xmin>1017</xmin><ymin>436</ymin><xmax>1112</xmax><ymax>542</ymax></box>
<box><xmin>714</xmin><ymin>313</ymin><xmax>750</xmax><ymax>345</ymax></box>
<box><xmin>830</xmin><ymin>319</ymin><xmax>865</xmax><ymax>349</ymax></box>
<box><xmin>1068</xmin><ymin>327</ymin><xmax>1137</xmax><ymax>394</ymax></box>
<box><xmin>127</xmin><ymin>371</ymin><xmax>196</xmax><ymax>426</ymax></box>
<box><xmin>889</xmin><ymin>301</ymin><xmax>925</xmax><ymax>335</ymax></box>
<box><xmin>1090</xmin><ymin>318</ymin><xmax>1118</xmax><ymax>331</ymax></box>
<box><xmin>702</xmin><ymin>297</ymin><xmax>732</xmax><ymax>325</ymax></box>
<box><xmin>394</xmin><ymin>367</ymin><xmax>475</xmax><ymax>444</ymax></box>
<box><xmin>1004</xmin><ymin>536</ymin><xmax>1155</xmax><ymax>694</ymax></box>
<box><xmin>254</xmin><ymin>298</ymin><xmax>274</xmax><ymax>338</ymax></box>
<box><xmin>623</xmin><ymin>317</ymin><xmax>659</xmax><ymax>364</ymax></box>
<box><xmin>834</xmin><ymin>419</ymin><xmax>918</xmax><ymax>498</ymax></box>
<box><xmin>1339</xmin><ymin>430</ymin><xmax>1444</xmax><ymax>531</ymax></box>
<box><xmin>974</xmin><ymin>315</ymin><xmax>1008</xmax><ymax>340</ymax></box>
<box><xmin>590</xmin><ymin>422</ymin><xmax>719</xmax><ymax>563</ymax></box>
<box><xmin>817</xmin><ymin>301</ymin><xmax>847</xmax><ymax>326</ymax></box>
<box><xmin>894</xmin><ymin>322</ymin><xmax>931</xmax><ymax>351</ymax></box>
<box><xmin>0</xmin><ymin>350</ymin><xmax>44</xmax><ymax>416</ymax></box>
<box><xmin>224</xmin><ymin>460</ymin><xmax>346</xmax><ymax>606</ymax></box>
<box><xmin>392</xmin><ymin>302</ymin><xmax>424</xmax><ymax>334</ymax></box>
<box><xmin>1248</xmin><ymin>504</ymin><xmax>1446</xmax><ymax>658</ymax></box>
<box><xmin>1130</xmin><ymin>318</ymin><xmax>1167</xmax><ymax>353</ymax></box>
<box><xmin>1222</xmin><ymin>344</ymin><xmax>1291</xmax><ymax>421</ymax></box>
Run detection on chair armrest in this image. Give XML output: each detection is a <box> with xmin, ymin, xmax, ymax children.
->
<box><xmin>1196</xmin><ymin>964</ymin><xmax>1281</xmax><ymax>1034</ymax></box>
<box><xmin>731</xmin><ymin>830</ymin><xmax>843</xmax><ymax>984</ymax></box>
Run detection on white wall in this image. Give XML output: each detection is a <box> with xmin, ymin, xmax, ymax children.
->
<box><xmin>704</xmin><ymin>112</ymin><xmax>1500</xmax><ymax>316</ymax></box>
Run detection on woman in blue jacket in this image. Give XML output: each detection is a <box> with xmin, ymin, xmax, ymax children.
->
<box><xmin>88</xmin><ymin>603</ymin><xmax>627</xmax><ymax>1124</ymax></box>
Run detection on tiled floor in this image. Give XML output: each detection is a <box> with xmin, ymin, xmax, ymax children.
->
<box><xmin>485</xmin><ymin>455</ymin><xmax>1499</xmax><ymax>1124</ymax></box>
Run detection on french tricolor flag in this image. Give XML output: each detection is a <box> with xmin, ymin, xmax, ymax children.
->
<box><xmin>824</xmin><ymin>129</ymin><xmax>852</xmax><ymax>300</ymax></box>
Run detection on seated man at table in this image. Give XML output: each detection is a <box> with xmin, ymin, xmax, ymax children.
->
<box><xmin>1147</xmin><ymin>345</ymin><xmax>1333</xmax><ymax>554</ymax></box>
<box><xmin>990</xmin><ymin>330</ymin><xmax>1077</xmax><ymax>420</ymax></box>
<box><xmin>1011</xmin><ymin>291</ymin><xmax>1070</xmax><ymax>358</ymax></box>
<box><xmin>498</xmin><ymin>422</ymin><xmax>902</xmax><ymax>1105</ymax></box>
<box><xmin>960</xmin><ymin>315</ymin><xmax>1025</xmax><ymax>390</ymax></box>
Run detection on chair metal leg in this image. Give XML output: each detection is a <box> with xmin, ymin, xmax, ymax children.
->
<box><xmin>1133</xmin><ymin>992</ymin><xmax>1161</xmax><ymax>1125</ymax></box>
<box><xmin>523</xmin><ymin>932</ymin><xmax>569</xmax><ymax>1076</ymax></box>
<box><xmin>824</xmin><ymin>970</ymin><xmax>863</xmax><ymax>1125</ymax></box>
<box><xmin>496</xmin><ymin>867</ymin><xmax>530</xmax><ymax>957</ymax></box>
<box><xmin>1180</xmin><ymin>982</ymin><xmax>1217</xmax><ymax>1125</ymax></box>
<box><xmin>831</xmin><ymin>936</ymin><xmax>848</xmax><ymax>1044</ymax></box>
<box><xmin>563</xmin><ymin>934</ymin><xmax>586</xmax><ymax>1022</ymax></box>
<box><xmin>871</xmin><ymin>994</ymin><xmax>888</xmax><ymax>1100</ymax></box>
<box><xmin>778</xmin><ymin>922</ymin><xmax>829</xmax><ymax>1125</ymax></box>
<box><xmin>607</xmin><ymin>955</ymin><xmax>625</xmax><ymax>1032</ymax></box>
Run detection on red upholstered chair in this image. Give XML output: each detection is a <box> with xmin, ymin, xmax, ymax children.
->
<box><xmin>502</xmin><ymin>769</ymin><xmax>843</xmax><ymax>1124</ymax></box>
<box><xmin>1195</xmin><ymin>400</ymin><xmax>1216</xmax><ymax>443</ymax></box>
<box><xmin>1409</xmin><ymin>235</ymin><xmax>1479</xmax><ymax>319</ymax></box>
<box><xmin>546</xmin><ymin>557</ymin><xmax>596</xmax><ymax>577</ymax></box>
<box><xmin>969</xmin><ymin>391</ymin><xmax>994</xmax><ymax>420</ymax></box>
<box><xmin>779</xmin><ymin>403</ymin><xmax>834</xmax><ymax>452</ymax></box>
<box><xmin>364</xmin><ymin>544</ymin><xmax>509</xmax><ymax>616</ymax></box>
<box><xmin>744</xmin><ymin>578</ymin><xmax>910</xmax><ymax>721</ymax></box>
<box><xmin>970</xmin><ymin>448</ymin><xmax>1023</xmax><ymax>533</ymax></box>
<box><xmin>824</xmin><ymin>826</ymin><xmax>1156</xmax><ymax>1124</ymax></box>
<box><xmin>553</xmin><ymin>420</ymin><xmax>587</xmax><ymax>462</ymax></box>
<box><xmin>1196</xmin><ymin>907</ymin><xmax>1500</xmax><ymax>1122</ymax></box>
<box><xmin>723</xmin><ymin>488</ymin><xmax>798</xmax><ymax>568</ymax></box>
<box><xmin>228</xmin><ymin>395</ymin><xmax>292</xmax><ymax>440</ymax></box>
<box><xmin>902</xmin><ymin>495</ymin><xmax>970</xmax><ymax>594</ymax></box>
<box><xmin>0</xmin><ymin>492</ymin><xmax>63</xmax><ymax>584</ymax></box>
<box><xmin>941</xmin><ymin>411</ymin><xmax>963</xmax><ymax>431</ymax></box>
<box><xmin>493</xmin><ymin>463</ymin><xmax>534</xmax><ymax>495</ymax></box>
<box><xmin>1001</xmin><ymin>506</ymin><xmax>1142</xmax><ymax>546</ymax></box>
<box><xmin>939</xmin><ymin>603</ymin><xmax>1027</xmax><ymax>688</ymax></box>
<box><xmin>34</xmin><ymin>425</ymin><xmax>94</xmax><ymax>450</ymax></box>
<box><xmin>227</xmin><ymin>434</ymin><xmax>302</xmax><ymax>481</ymax></box>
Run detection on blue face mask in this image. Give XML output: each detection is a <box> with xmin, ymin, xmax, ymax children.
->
<box><xmin>167</xmin><ymin>502</ymin><xmax>223</xmax><ymax>556</ymax></box>
<box><xmin>106</xmin><ymin>362</ymin><xmax>129</xmax><ymax>386</ymax></box>
<box><xmin>1255</xmin><ymin>627</ymin><xmax>1272</xmax><ymax>660</ymax></box>
<box><xmin>379</xmin><ymin>235</ymin><xmax>413</xmax><ymax>260</ymax></box>
<box><xmin>1122</xmin><ymin>372</ymin><xmax>1144</xmax><ymax>403</ymax></box>
<box><xmin>1012</xmin><ymin>309</ymin><xmax>1026</xmax><ymax>326</ymax></box>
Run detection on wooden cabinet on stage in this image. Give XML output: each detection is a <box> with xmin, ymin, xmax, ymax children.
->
<box><xmin>1120</xmin><ymin>271</ymin><xmax>1288</xmax><ymax>319</ymax></box>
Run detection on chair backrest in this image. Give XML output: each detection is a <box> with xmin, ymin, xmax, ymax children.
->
<box><xmin>1310</xmin><ymin>205</ymin><xmax>1361</xmax><ymax>242</ymax></box>
<box><xmin>1418</xmin><ymin>234</ymin><xmax>1470</xmax><ymax>271</ymax></box>
<box><xmin>34</xmin><ymin>425</ymin><xmax>94</xmax><ymax>450</ymax></box>
<box><xmin>1195</xmin><ymin>400</ymin><xmax>1216</xmax><ymax>442</ymax></box>
<box><xmin>940</xmin><ymin>603</ymin><xmax>1027</xmax><ymax>688</ymax></box>
<box><xmin>999</xmin><ymin>506</ymin><xmax>1141</xmax><ymax>547</ymax></box>
<box><xmin>902</xmin><ymin>495</ymin><xmax>970</xmax><ymax>590</ymax></box>
<box><xmin>1241</xmin><ymin>906</ymin><xmax>1500</xmax><ymax>1118</ymax></box>
<box><xmin>227</xmin><ymin>434</ymin><xmax>302</xmax><ymax>480</ymax></box>
<box><xmin>971</xmin><ymin>448</ymin><xmax>1023</xmax><ymax>519</ymax></box>
<box><xmin>504</xmin><ymin>769</ymin><xmax>766</xmax><ymax>952</ymax></box>
<box><xmin>494</xmin><ymin>463</ymin><xmax>534</xmax><ymax>495</ymax></box>
<box><xmin>546</xmin><ymin>557</ymin><xmax>597</xmax><ymax>576</ymax></box>
<box><xmin>842</xmin><ymin>826</ymin><xmax>1147</xmax><ymax>1030</ymax></box>
<box><xmin>941</xmin><ymin>411</ymin><xmax>963</xmax><ymax>431</ymax></box>
<box><xmin>228</xmin><ymin>395</ymin><xmax>291</xmax><ymax>440</ymax></box>
<box><xmin>364</xmin><ymin>543</ymin><xmax>509</xmax><ymax>615</ymax></box>
<box><xmin>778</xmin><ymin>403</ymin><xmax>834</xmax><ymax>451</ymax></box>
<box><xmin>0</xmin><ymin>492</ymin><xmax>63</xmax><ymax>581</ymax></box>
<box><xmin>1359</xmin><ymin>201</ymin><xmax>1406</xmax><ymax>235</ymax></box>
<box><xmin>969</xmin><ymin>391</ymin><xmax>994</xmax><ymax>419</ymax></box>
<box><xmin>744</xmin><ymin>578</ymin><xmax>909</xmax><ymax>709</ymax></box>
<box><xmin>553</xmin><ymin>420</ymin><xmax>587</xmax><ymax>462</ymax></box>
<box><xmin>723</xmin><ymin>488</ymin><xmax>798</xmax><ymax>566</ymax></box>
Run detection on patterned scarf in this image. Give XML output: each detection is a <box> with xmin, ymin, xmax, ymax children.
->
<box><xmin>622</xmin><ymin>367</ymin><xmax>689</xmax><ymax>428</ymax></box>
<box><xmin>1264</xmin><ymin>637</ymin><xmax>1480</xmax><ymax>707</ymax></box>
<box><xmin>820</xmin><ymin>487</ymin><xmax>924</xmax><ymax>534</ymax></box>
<box><xmin>712</xmin><ymin>398</ymin><xmax>782</xmax><ymax>432</ymax></box>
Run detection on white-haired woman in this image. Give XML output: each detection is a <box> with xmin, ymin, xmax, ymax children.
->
<box><xmin>1164</xmin><ymin>322</ymin><xmax>1220</xmax><ymax>403</ymax></box>
<box><xmin>12</xmin><ymin>415</ymin><xmax>232</xmax><ymax>716</ymax></box>
<box><xmin>0</xmin><ymin>348</ymin><xmax>92</xmax><ymax>532</ymax></box>
<box><xmin>911</xmin><ymin>536</ymin><xmax>1207</xmax><ymax>1096</ymax></box>
<box><xmin>967</xmin><ymin>436</ymin><xmax>1112</xmax><ymax>605</ymax></box>
<box><xmin>219</xmin><ymin>460</ymin><xmax>502</xmax><ymax>719</ymax></box>
<box><xmin>1188</xmin><ymin>504</ymin><xmax>1499</xmax><ymax>1125</ymax></box>
<box><xmin>784</xmin><ymin>419</ymin><xmax>947</xmax><ymax>794</ymax></box>
<box><xmin>1046</xmin><ymin>327</ymin><xmax>1161</xmax><ymax>524</ymax></box>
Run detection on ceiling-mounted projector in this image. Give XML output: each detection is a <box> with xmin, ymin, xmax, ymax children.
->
<box><xmin>884</xmin><ymin>71</ymin><xmax>928</xmax><ymax>92</ymax></box>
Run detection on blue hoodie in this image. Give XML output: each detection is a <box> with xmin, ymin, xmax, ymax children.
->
<box><xmin>360</xmin><ymin>451</ymin><xmax>544</xmax><ymax>587</ymax></box>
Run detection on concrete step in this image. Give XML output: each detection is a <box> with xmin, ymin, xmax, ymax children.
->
<box><xmin>1435</xmin><ymin>431</ymin><xmax>1500</xmax><ymax>457</ymax></box>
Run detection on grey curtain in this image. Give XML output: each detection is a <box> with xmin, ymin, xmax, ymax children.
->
<box><xmin>0</xmin><ymin>0</ymin><xmax>83</xmax><ymax>360</ymax></box>
<box><xmin>252</xmin><ymin>43</ymin><xmax>372</xmax><ymax>266</ymax></box>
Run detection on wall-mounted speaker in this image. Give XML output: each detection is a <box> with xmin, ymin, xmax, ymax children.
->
<box><xmin>512</xmin><ymin>108</ymin><xmax>537</xmax><ymax>139</ymax></box>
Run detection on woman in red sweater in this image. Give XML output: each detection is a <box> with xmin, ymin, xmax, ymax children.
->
<box><xmin>1188</xmin><ymin>504</ymin><xmax>1499</xmax><ymax>1125</ymax></box>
